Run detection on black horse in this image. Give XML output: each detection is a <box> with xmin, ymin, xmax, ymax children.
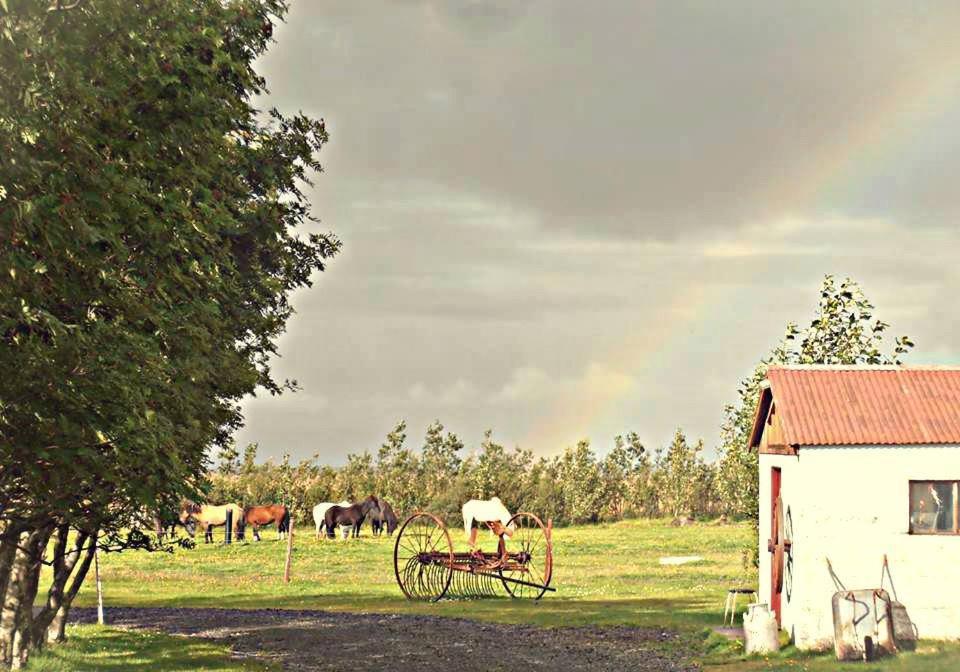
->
<box><xmin>370</xmin><ymin>499</ymin><xmax>399</xmax><ymax>537</ymax></box>
<box><xmin>153</xmin><ymin>513</ymin><xmax>193</xmax><ymax>540</ymax></box>
<box><xmin>325</xmin><ymin>495</ymin><xmax>378</xmax><ymax>539</ymax></box>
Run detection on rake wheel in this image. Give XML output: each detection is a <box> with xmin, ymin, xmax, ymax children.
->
<box><xmin>498</xmin><ymin>512</ymin><xmax>553</xmax><ymax>599</ymax></box>
<box><xmin>394</xmin><ymin>512</ymin><xmax>453</xmax><ymax>601</ymax></box>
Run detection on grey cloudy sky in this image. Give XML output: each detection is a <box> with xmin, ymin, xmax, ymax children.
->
<box><xmin>235</xmin><ymin>1</ymin><xmax>960</xmax><ymax>464</ymax></box>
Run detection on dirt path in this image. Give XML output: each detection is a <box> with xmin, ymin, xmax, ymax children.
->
<box><xmin>70</xmin><ymin>607</ymin><xmax>697</xmax><ymax>671</ymax></box>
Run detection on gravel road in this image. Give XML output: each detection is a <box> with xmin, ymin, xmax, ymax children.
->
<box><xmin>71</xmin><ymin>606</ymin><xmax>697</xmax><ymax>671</ymax></box>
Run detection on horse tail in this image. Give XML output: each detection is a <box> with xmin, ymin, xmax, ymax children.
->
<box><xmin>236</xmin><ymin>507</ymin><xmax>246</xmax><ymax>539</ymax></box>
<box><xmin>280</xmin><ymin>506</ymin><xmax>291</xmax><ymax>533</ymax></box>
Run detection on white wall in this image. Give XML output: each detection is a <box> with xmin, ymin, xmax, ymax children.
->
<box><xmin>760</xmin><ymin>446</ymin><xmax>960</xmax><ymax>650</ymax></box>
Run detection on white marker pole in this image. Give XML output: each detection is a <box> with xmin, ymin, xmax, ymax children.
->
<box><xmin>94</xmin><ymin>540</ymin><xmax>104</xmax><ymax>625</ymax></box>
<box><xmin>283</xmin><ymin>516</ymin><xmax>294</xmax><ymax>584</ymax></box>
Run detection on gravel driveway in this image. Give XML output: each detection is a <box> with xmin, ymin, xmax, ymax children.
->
<box><xmin>71</xmin><ymin>607</ymin><xmax>697</xmax><ymax>671</ymax></box>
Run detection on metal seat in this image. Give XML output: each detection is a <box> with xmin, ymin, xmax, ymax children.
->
<box><xmin>723</xmin><ymin>588</ymin><xmax>757</xmax><ymax>625</ymax></box>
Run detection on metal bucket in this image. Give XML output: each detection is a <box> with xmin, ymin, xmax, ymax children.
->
<box><xmin>743</xmin><ymin>603</ymin><xmax>780</xmax><ymax>655</ymax></box>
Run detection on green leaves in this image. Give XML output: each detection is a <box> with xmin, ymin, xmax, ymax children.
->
<box><xmin>0</xmin><ymin>0</ymin><xmax>337</xmax><ymax>542</ymax></box>
<box><xmin>787</xmin><ymin>276</ymin><xmax>913</xmax><ymax>366</ymax></box>
<box><xmin>716</xmin><ymin>275</ymin><xmax>916</xmax><ymax>519</ymax></box>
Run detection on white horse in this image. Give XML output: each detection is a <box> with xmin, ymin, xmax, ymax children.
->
<box><xmin>313</xmin><ymin>501</ymin><xmax>351</xmax><ymax>539</ymax></box>
<box><xmin>462</xmin><ymin>497</ymin><xmax>515</xmax><ymax>548</ymax></box>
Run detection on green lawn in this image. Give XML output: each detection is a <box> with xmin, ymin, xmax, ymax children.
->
<box><xmin>49</xmin><ymin>518</ymin><xmax>958</xmax><ymax>670</ymax></box>
<box><xmin>705</xmin><ymin>639</ymin><xmax>960</xmax><ymax>671</ymax></box>
<box><xmin>26</xmin><ymin>625</ymin><xmax>269</xmax><ymax>671</ymax></box>
<box><xmin>75</xmin><ymin>518</ymin><xmax>754</xmax><ymax>630</ymax></box>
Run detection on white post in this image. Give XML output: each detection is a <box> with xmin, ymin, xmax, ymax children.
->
<box><xmin>283</xmin><ymin>516</ymin><xmax>294</xmax><ymax>584</ymax></box>
<box><xmin>94</xmin><ymin>541</ymin><xmax>104</xmax><ymax>625</ymax></box>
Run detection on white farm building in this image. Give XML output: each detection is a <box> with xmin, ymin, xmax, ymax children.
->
<box><xmin>750</xmin><ymin>365</ymin><xmax>960</xmax><ymax>650</ymax></box>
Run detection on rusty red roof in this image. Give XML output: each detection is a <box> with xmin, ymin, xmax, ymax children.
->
<box><xmin>750</xmin><ymin>366</ymin><xmax>960</xmax><ymax>447</ymax></box>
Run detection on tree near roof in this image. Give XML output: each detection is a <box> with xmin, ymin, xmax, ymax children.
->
<box><xmin>0</xmin><ymin>0</ymin><xmax>338</xmax><ymax>666</ymax></box>
<box><xmin>716</xmin><ymin>275</ymin><xmax>914</xmax><ymax>521</ymax></box>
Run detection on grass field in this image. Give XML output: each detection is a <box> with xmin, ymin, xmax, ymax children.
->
<box><xmin>50</xmin><ymin>518</ymin><xmax>959</xmax><ymax>670</ymax></box>
<box><xmin>75</xmin><ymin>518</ymin><xmax>754</xmax><ymax>630</ymax></box>
<box><xmin>25</xmin><ymin>625</ymin><xmax>269</xmax><ymax>671</ymax></box>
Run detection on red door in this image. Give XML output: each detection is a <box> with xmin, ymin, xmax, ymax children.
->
<box><xmin>770</xmin><ymin>467</ymin><xmax>782</xmax><ymax>625</ymax></box>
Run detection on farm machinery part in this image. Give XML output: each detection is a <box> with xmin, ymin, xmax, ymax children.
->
<box><xmin>767</xmin><ymin>495</ymin><xmax>792</xmax><ymax>594</ymax></box>
<box><xmin>393</xmin><ymin>511</ymin><xmax>554</xmax><ymax>601</ymax></box>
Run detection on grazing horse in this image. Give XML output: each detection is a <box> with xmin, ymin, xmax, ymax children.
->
<box><xmin>369</xmin><ymin>498</ymin><xmax>399</xmax><ymax>537</ymax></box>
<box><xmin>242</xmin><ymin>504</ymin><xmax>291</xmax><ymax>541</ymax></box>
<box><xmin>179</xmin><ymin>502</ymin><xmax>244</xmax><ymax>543</ymax></box>
<box><xmin>380</xmin><ymin>500</ymin><xmax>399</xmax><ymax>536</ymax></box>
<box><xmin>462</xmin><ymin>497</ymin><xmax>514</xmax><ymax>548</ymax></box>
<box><xmin>313</xmin><ymin>501</ymin><xmax>351</xmax><ymax>539</ymax></box>
<box><xmin>324</xmin><ymin>496</ymin><xmax>378</xmax><ymax>539</ymax></box>
<box><xmin>153</xmin><ymin>514</ymin><xmax>190</xmax><ymax>540</ymax></box>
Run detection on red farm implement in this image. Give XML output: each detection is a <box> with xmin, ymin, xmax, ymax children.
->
<box><xmin>393</xmin><ymin>512</ymin><xmax>554</xmax><ymax>600</ymax></box>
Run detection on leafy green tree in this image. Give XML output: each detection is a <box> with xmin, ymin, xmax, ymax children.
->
<box><xmin>465</xmin><ymin>430</ymin><xmax>533</xmax><ymax>514</ymax></box>
<box><xmin>466</xmin><ymin>429</ymin><xmax>504</xmax><ymax>500</ymax></box>
<box><xmin>788</xmin><ymin>275</ymin><xmax>913</xmax><ymax>365</ymax></box>
<box><xmin>241</xmin><ymin>443</ymin><xmax>260</xmax><ymax>475</ymax></box>
<box><xmin>557</xmin><ymin>440</ymin><xmax>605</xmax><ymax>524</ymax></box>
<box><xmin>0</xmin><ymin>0</ymin><xmax>337</xmax><ymax>664</ymax></box>
<box><xmin>420</xmin><ymin>420</ymin><xmax>463</xmax><ymax>510</ymax></box>
<box><xmin>716</xmin><ymin>275</ymin><xmax>915</xmax><ymax>519</ymax></box>
<box><xmin>336</xmin><ymin>452</ymin><xmax>376</xmax><ymax>502</ymax></box>
<box><xmin>601</xmin><ymin>432</ymin><xmax>648</xmax><ymax>520</ymax></box>
<box><xmin>376</xmin><ymin>421</ymin><xmax>420</xmax><ymax>513</ymax></box>
<box><xmin>217</xmin><ymin>442</ymin><xmax>241</xmax><ymax>476</ymax></box>
<box><xmin>525</xmin><ymin>456</ymin><xmax>564</xmax><ymax>524</ymax></box>
<box><xmin>301</xmin><ymin>464</ymin><xmax>338</xmax><ymax>517</ymax></box>
<box><xmin>657</xmin><ymin>429</ymin><xmax>705</xmax><ymax>519</ymax></box>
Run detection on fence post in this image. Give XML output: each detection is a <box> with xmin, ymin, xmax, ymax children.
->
<box><xmin>283</xmin><ymin>516</ymin><xmax>294</xmax><ymax>583</ymax></box>
<box><xmin>225</xmin><ymin>509</ymin><xmax>232</xmax><ymax>545</ymax></box>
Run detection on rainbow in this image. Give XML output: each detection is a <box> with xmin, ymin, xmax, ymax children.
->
<box><xmin>522</xmin><ymin>40</ymin><xmax>960</xmax><ymax>455</ymax></box>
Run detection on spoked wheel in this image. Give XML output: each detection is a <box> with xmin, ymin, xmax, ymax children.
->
<box><xmin>499</xmin><ymin>512</ymin><xmax>552</xmax><ymax>599</ymax></box>
<box><xmin>769</xmin><ymin>496</ymin><xmax>790</xmax><ymax>594</ymax></box>
<box><xmin>393</xmin><ymin>512</ymin><xmax>454</xmax><ymax>601</ymax></box>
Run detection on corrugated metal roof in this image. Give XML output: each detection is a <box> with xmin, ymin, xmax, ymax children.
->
<box><xmin>762</xmin><ymin>365</ymin><xmax>960</xmax><ymax>446</ymax></box>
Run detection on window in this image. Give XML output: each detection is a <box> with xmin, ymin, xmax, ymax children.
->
<box><xmin>909</xmin><ymin>481</ymin><xmax>959</xmax><ymax>535</ymax></box>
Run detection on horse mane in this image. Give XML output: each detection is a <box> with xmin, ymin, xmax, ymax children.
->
<box><xmin>182</xmin><ymin>500</ymin><xmax>201</xmax><ymax>514</ymax></box>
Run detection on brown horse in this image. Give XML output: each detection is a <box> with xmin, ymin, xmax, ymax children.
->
<box><xmin>325</xmin><ymin>496</ymin><xmax>379</xmax><ymax>539</ymax></box>
<box><xmin>179</xmin><ymin>502</ymin><xmax>244</xmax><ymax>543</ymax></box>
<box><xmin>242</xmin><ymin>504</ymin><xmax>290</xmax><ymax>541</ymax></box>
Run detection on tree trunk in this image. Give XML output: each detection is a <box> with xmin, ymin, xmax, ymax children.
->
<box><xmin>31</xmin><ymin>526</ymin><xmax>89</xmax><ymax>650</ymax></box>
<box><xmin>0</xmin><ymin>530</ymin><xmax>29</xmax><ymax>667</ymax></box>
<box><xmin>0</xmin><ymin>525</ymin><xmax>52</xmax><ymax>669</ymax></box>
<box><xmin>10</xmin><ymin>525</ymin><xmax>53</xmax><ymax>670</ymax></box>
<box><xmin>0</xmin><ymin>538</ymin><xmax>17</xmax><ymax>623</ymax></box>
<box><xmin>45</xmin><ymin>529</ymin><xmax>97</xmax><ymax>645</ymax></box>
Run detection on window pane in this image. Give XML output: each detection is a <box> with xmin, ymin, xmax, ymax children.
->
<box><xmin>910</xmin><ymin>482</ymin><xmax>955</xmax><ymax>533</ymax></box>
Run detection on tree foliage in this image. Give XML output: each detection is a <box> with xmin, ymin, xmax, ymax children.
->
<box><xmin>0</xmin><ymin>1</ymin><xmax>337</xmax><ymax>665</ymax></box>
<box><xmin>716</xmin><ymin>275</ymin><xmax>915</xmax><ymax>519</ymax></box>
<box><xmin>207</xmin><ymin>423</ymin><xmax>717</xmax><ymax>528</ymax></box>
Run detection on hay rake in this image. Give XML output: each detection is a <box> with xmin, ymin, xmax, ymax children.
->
<box><xmin>393</xmin><ymin>511</ymin><xmax>554</xmax><ymax>601</ymax></box>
